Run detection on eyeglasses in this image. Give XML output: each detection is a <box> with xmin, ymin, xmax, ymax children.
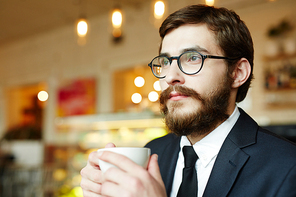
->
<box><xmin>148</xmin><ymin>50</ymin><xmax>237</xmax><ymax>79</ymax></box>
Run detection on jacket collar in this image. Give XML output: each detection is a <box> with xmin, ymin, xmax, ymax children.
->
<box><xmin>158</xmin><ymin>134</ymin><xmax>181</xmax><ymax>195</ymax></box>
<box><xmin>202</xmin><ymin>108</ymin><xmax>258</xmax><ymax>197</ymax></box>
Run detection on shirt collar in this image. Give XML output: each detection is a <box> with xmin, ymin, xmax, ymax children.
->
<box><xmin>180</xmin><ymin>106</ymin><xmax>240</xmax><ymax>168</ymax></box>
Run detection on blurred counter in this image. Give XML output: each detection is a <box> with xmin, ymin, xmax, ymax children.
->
<box><xmin>1</xmin><ymin>111</ymin><xmax>167</xmax><ymax>197</ymax></box>
<box><xmin>54</xmin><ymin>110</ymin><xmax>167</xmax><ymax>148</ymax></box>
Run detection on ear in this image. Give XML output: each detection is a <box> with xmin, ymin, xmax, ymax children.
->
<box><xmin>231</xmin><ymin>58</ymin><xmax>251</xmax><ymax>89</ymax></box>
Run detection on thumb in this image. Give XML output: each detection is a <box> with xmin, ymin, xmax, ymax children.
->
<box><xmin>105</xmin><ymin>143</ymin><xmax>116</xmax><ymax>148</ymax></box>
<box><xmin>147</xmin><ymin>154</ymin><xmax>164</xmax><ymax>186</ymax></box>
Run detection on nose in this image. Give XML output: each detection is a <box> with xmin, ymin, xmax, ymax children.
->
<box><xmin>164</xmin><ymin>59</ymin><xmax>185</xmax><ymax>86</ymax></box>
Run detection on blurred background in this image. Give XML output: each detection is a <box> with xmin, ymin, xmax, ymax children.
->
<box><xmin>0</xmin><ymin>0</ymin><xmax>296</xmax><ymax>196</ymax></box>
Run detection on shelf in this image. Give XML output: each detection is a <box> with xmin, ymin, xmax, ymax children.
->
<box><xmin>263</xmin><ymin>52</ymin><xmax>296</xmax><ymax>62</ymax></box>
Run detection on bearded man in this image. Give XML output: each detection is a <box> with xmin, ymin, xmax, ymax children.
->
<box><xmin>80</xmin><ymin>5</ymin><xmax>296</xmax><ymax>197</ymax></box>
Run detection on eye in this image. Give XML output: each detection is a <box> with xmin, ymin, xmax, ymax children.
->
<box><xmin>187</xmin><ymin>52</ymin><xmax>201</xmax><ymax>62</ymax></box>
<box><xmin>160</xmin><ymin>57</ymin><xmax>170</xmax><ymax>66</ymax></box>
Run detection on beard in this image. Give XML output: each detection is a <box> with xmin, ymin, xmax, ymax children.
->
<box><xmin>159</xmin><ymin>76</ymin><xmax>233</xmax><ymax>137</ymax></box>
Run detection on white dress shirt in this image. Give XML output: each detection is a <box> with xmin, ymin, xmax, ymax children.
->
<box><xmin>170</xmin><ymin>106</ymin><xmax>240</xmax><ymax>197</ymax></box>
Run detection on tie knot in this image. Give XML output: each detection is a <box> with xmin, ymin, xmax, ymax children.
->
<box><xmin>182</xmin><ymin>146</ymin><xmax>198</xmax><ymax>168</ymax></box>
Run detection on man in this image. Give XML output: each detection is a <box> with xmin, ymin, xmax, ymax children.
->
<box><xmin>80</xmin><ymin>5</ymin><xmax>296</xmax><ymax>197</ymax></box>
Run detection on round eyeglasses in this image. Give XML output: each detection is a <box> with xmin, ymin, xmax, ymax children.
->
<box><xmin>148</xmin><ymin>51</ymin><xmax>237</xmax><ymax>79</ymax></box>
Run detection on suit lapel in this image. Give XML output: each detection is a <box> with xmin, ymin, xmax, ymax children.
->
<box><xmin>203</xmin><ymin>108</ymin><xmax>258</xmax><ymax>197</ymax></box>
<box><xmin>158</xmin><ymin>135</ymin><xmax>181</xmax><ymax>195</ymax></box>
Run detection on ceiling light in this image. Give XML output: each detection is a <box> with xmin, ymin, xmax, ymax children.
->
<box><xmin>112</xmin><ymin>9</ymin><xmax>123</xmax><ymax>28</ymax></box>
<box><xmin>148</xmin><ymin>91</ymin><xmax>159</xmax><ymax>102</ymax></box>
<box><xmin>154</xmin><ymin>1</ymin><xmax>165</xmax><ymax>19</ymax></box>
<box><xmin>134</xmin><ymin>76</ymin><xmax>145</xmax><ymax>87</ymax></box>
<box><xmin>205</xmin><ymin>0</ymin><xmax>214</xmax><ymax>6</ymax></box>
<box><xmin>153</xmin><ymin>81</ymin><xmax>161</xmax><ymax>91</ymax></box>
<box><xmin>131</xmin><ymin>93</ymin><xmax>142</xmax><ymax>104</ymax></box>
<box><xmin>37</xmin><ymin>90</ymin><xmax>49</xmax><ymax>102</ymax></box>
<box><xmin>77</xmin><ymin>18</ymin><xmax>88</xmax><ymax>37</ymax></box>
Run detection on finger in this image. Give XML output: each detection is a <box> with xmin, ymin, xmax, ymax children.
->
<box><xmin>80</xmin><ymin>175</ymin><xmax>102</xmax><ymax>194</ymax></box>
<box><xmin>105</xmin><ymin>143</ymin><xmax>116</xmax><ymax>148</ymax></box>
<box><xmin>82</xmin><ymin>189</ymin><xmax>104</xmax><ymax>197</ymax></box>
<box><xmin>98</xmin><ymin>151</ymin><xmax>142</xmax><ymax>173</ymax></box>
<box><xmin>88</xmin><ymin>151</ymin><xmax>101</xmax><ymax>170</ymax></box>
<box><xmin>101</xmin><ymin>180</ymin><xmax>132</xmax><ymax>197</ymax></box>
<box><xmin>147</xmin><ymin>154</ymin><xmax>164</xmax><ymax>186</ymax></box>
<box><xmin>81</xmin><ymin>165</ymin><xmax>104</xmax><ymax>183</ymax></box>
<box><xmin>103</xmin><ymin>166</ymin><xmax>145</xmax><ymax>190</ymax></box>
<box><xmin>87</xmin><ymin>143</ymin><xmax>116</xmax><ymax>169</ymax></box>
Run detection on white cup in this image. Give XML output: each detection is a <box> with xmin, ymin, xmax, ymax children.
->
<box><xmin>97</xmin><ymin>147</ymin><xmax>151</xmax><ymax>173</ymax></box>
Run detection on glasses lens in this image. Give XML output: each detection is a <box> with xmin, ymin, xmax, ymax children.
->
<box><xmin>151</xmin><ymin>56</ymin><xmax>170</xmax><ymax>78</ymax></box>
<box><xmin>180</xmin><ymin>52</ymin><xmax>203</xmax><ymax>74</ymax></box>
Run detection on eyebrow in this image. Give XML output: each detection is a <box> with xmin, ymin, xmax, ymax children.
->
<box><xmin>159</xmin><ymin>45</ymin><xmax>210</xmax><ymax>57</ymax></box>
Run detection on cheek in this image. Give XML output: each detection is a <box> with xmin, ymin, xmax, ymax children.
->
<box><xmin>160</xmin><ymin>80</ymin><xmax>168</xmax><ymax>91</ymax></box>
<box><xmin>184</xmin><ymin>77</ymin><xmax>204</xmax><ymax>94</ymax></box>
<box><xmin>190</xmin><ymin>72</ymin><xmax>224</xmax><ymax>95</ymax></box>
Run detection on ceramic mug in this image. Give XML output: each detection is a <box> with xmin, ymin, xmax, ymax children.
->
<box><xmin>97</xmin><ymin>147</ymin><xmax>151</xmax><ymax>172</ymax></box>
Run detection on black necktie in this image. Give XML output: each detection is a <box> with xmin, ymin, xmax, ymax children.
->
<box><xmin>177</xmin><ymin>146</ymin><xmax>198</xmax><ymax>197</ymax></box>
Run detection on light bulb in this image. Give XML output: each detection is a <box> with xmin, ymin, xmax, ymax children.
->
<box><xmin>77</xmin><ymin>19</ymin><xmax>88</xmax><ymax>37</ymax></box>
<box><xmin>148</xmin><ymin>91</ymin><xmax>159</xmax><ymax>102</ymax></box>
<box><xmin>205</xmin><ymin>0</ymin><xmax>214</xmax><ymax>6</ymax></box>
<box><xmin>153</xmin><ymin>81</ymin><xmax>161</xmax><ymax>91</ymax></box>
<box><xmin>154</xmin><ymin>1</ymin><xmax>165</xmax><ymax>19</ymax></box>
<box><xmin>38</xmin><ymin>90</ymin><xmax>49</xmax><ymax>102</ymax></box>
<box><xmin>112</xmin><ymin>9</ymin><xmax>122</xmax><ymax>28</ymax></box>
<box><xmin>131</xmin><ymin>93</ymin><xmax>142</xmax><ymax>104</ymax></box>
<box><xmin>134</xmin><ymin>76</ymin><xmax>145</xmax><ymax>87</ymax></box>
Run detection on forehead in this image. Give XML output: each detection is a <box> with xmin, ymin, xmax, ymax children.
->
<box><xmin>161</xmin><ymin>24</ymin><xmax>222</xmax><ymax>55</ymax></box>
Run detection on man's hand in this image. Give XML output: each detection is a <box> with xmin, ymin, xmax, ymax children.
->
<box><xmin>80</xmin><ymin>143</ymin><xmax>115</xmax><ymax>196</ymax></box>
<box><xmin>80</xmin><ymin>143</ymin><xmax>167</xmax><ymax>197</ymax></box>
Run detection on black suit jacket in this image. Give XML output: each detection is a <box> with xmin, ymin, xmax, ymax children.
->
<box><xmin>145</xmin><ymin>108</ymin><xmax>296</xmax><ymax>197</ymax></box>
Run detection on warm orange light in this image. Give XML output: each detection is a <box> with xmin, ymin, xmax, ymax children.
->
<box><xmin>131</xmin><ymin>93</ymin><xmax>142</xmax><ymax>104</ymax></box>
<box><xmin>148</xmin><ymin>91</ymin><xmax>159</xmax><ymax>102</ymax></box>
<box><xmin>77</xmin><ymin>18</ymin><xmax>88</xmax><ymax>37</ymax></box>
<box><xmin>205</xmin><ymin>0</ymin><xmax>214</xmax><ymax>6</ymax></box>
<box><xmin>154</xmin><ymin>1</ymin><xmax>165</xmax><ymax>19</ymax></box>
<box><xmin>113</xmin><ymin>28</ymin><xmax>122</xmax><ymax>38</ymax></box>
<box><xmin>37</xmin><ymin>90</ymin><xmax>48</xmax><ymax>102</ymax></box>
<box><xmin>153</xmin><ymin>81</ymin><xmax>161</xmax><ymax>91</ymax></box>
<box><xmin>112</xmin><ymin>9</ymin><xmax>123</xmax><ymax>28</ymax></box>
<box><xmin>134</xmin><ymin>76</ymin><xmax>145</xmax><ymax>87</ymax></box>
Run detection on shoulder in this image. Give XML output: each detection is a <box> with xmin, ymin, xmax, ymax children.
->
<box><xmin>256</xmin><ymin>126</ymin><xmax>296</xmax><ymax>158</ymax></box>
<box><xmin>230</xmin><ymin>108</ymin><xmax>296</xmax><ymax>160</ymax></box>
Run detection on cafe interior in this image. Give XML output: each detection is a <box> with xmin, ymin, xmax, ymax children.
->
<box><xmin>0</xmin><ymin>0</ymin><xmax>296</xmax><ymax>196</ymax></box>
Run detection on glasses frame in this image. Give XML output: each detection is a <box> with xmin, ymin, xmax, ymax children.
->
<box><xmin>148</xmin><ymin>50</ymin><xmax>238</xmax><ymax>79</ymax></box>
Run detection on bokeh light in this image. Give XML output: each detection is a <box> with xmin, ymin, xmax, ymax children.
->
<box><xmin>131</xmin><ymin>93</ymin><xmax>142</xmax><ymax>104</ymax></box>
<box><xmin>154</xmin><ymin>1</ymin><xmax>165</xmax><ymax>19</ymax></box>
<box><xmin>148</xmin><ymin>91</ymin><xmax>159</xmax><ymax>102</ymax></box>
<box><xmin>112</xmin><ymin>9</ymin><xmax>123</xmax><ymax>28</ymax></box>
<box><xmin>153</xmin><ymin>80</ymin><xmax>161</xmax><ymax>91</ymax></box>
<box><xmin>134</xmin><ymin>76</ymin><xmax>145</xmax><ymax>87</ymax></box>
<box><xmin>37</xmin><ymin>90</ymin><xmax>48</xmax><ymax>102</ymax></box>
<box><xmin>77</xmin><ymin>19</ymin><xmax>88</xmax><ymax>37</ymax></box>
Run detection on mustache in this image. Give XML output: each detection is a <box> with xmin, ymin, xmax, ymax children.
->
<box><xmin>159</xmin><ymin>85</ymin><xmax>204</xmax><ymax>105</ymax></box>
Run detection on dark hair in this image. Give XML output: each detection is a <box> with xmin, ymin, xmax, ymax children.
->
<box><xmin>159</xmin><ymin>4</ymin><xmax>254</xmax><ymax>102</ymax></box>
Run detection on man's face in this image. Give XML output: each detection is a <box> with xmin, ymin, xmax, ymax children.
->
<box><xmin>159</xmin><ymin>24</ymin><xmax>233</xmax><ymax>137</ymax></box>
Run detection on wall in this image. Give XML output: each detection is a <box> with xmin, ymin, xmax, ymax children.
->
<box><xmin>236</xmin><ymin>0</ymin><xmax>296</xmax><ymax>125</ymax></box>
<box><xmin>0</xmin><ymin>0</ymin><xmax>296</xmax><ymax>141</ymax></box>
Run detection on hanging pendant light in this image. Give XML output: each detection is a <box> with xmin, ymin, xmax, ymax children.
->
<box><xmin>76</xmin><ymin>17</ymin><xmax>88</xmax><ymax>46</ymax></box>
<box><xmin>154</xmin><ymin>1</ymin><xmax>165</xmax><ymax>19</ymax></box>
<box><xmin>111</xmin><ymin>7</ymin><xmax>123</xmax><ymax>43</ymax></box>
<box><xmin>76</xmin><ymin>0</ymin><xmax>88</xmax><ymax>46</ymax></box>
<box><xmin>205</xmin><ymin>0</ymin><xmax>215</xmax><ymax>6</ymax></box>
<box><xmin>152</xmin><ymin>0</ymin><xmax>166</xmax><ymax>28</ymax></box>
<box><xmin>77</xmin><ymin>17</ymin><xmax>88</xmax><ymax>37</ymax></box>
<box><xmin>112</xmin><ymin>9</ymin><xmax>123</xmax><ymax>29</ymax></box>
